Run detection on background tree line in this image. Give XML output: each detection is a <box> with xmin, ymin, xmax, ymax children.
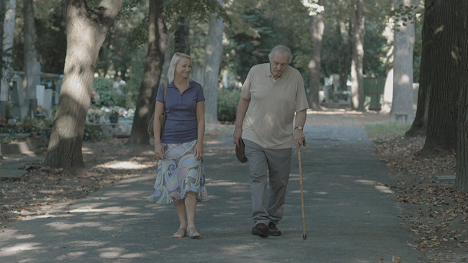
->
<box><xmin>3</xmin><ymin>0</ymin><xmax>468</xmax><ymax>191</ymax></box>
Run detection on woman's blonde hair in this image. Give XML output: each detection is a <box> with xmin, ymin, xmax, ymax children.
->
<box><xmin>167</xmin><ymin>52</ymin><xmax>193</xmax><ymax>83</ymax></box>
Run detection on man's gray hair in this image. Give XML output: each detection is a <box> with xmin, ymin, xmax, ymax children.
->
<box><xmin>268</xmin><ymin>45</ymin><xmax>292</xmax><ymax>64</ymax></box>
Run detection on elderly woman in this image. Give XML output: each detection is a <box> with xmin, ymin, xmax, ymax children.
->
<box><xmin>150</xmin><ymin>52</ymin><xmax>207</xmax><ymax>239</ymax></box>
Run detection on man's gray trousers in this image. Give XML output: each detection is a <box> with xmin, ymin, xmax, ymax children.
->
<box><xmin>244</xmin><ymin>139</ymin><xmax>292</xmax><ymax>226</ymax></box>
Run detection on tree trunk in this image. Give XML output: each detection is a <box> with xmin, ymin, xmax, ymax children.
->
<box><xmin>391</xmin><ymin>0</ymin><xmax>418</xmax><ymax>121</ymax></box>
<box><xmin>307</xmin><ymin>0</ymin><xmax>324</xmax><ymax>110</ymax></box>
<box><xmin>406</xmin><ymin>0</ymin><xmax>433</xmax><ymax>136</ymax></box>
<box><xmin>350</xmin><ymin>0</ymin><xmax>365</xmax><ymax>111</ymax></box>
<box><xmin>44</xmin><ymin>0</ymin><xmax>122</xmax><ymax>175</ymax></box>
<box><xmin>23</xmin><ymin>0</ymin><xmax>39</xmax><ymax>101</ymax></box>
<box><xmin>0</xmin><ymin>0</ymin><xmax>16</xmax><ymax>103</ymax></box>
<box><xmin>339</xmin><ymin>21</ymin><xmax>352</xmax><ymax>93</ymax></box>
<box><xmin>420</xmin><ymin>0</ymin><xmax>458</xmax><ymax>155</ymax></box>
<box><xmin>203</xmin><ymin>0</ymin><xmax>224</xmax><ymax>124</ymax></box>
<box><xmin>455</xmin><ymin>1</ymin><xmax>468</xmax><ymax>191</ymax></box>
<box><xmin>174</xmin><ymin>16</ymin><xmax>190</xmax><ymax>55</ymax></box>
<box><xmin>380</xmin><ymin>1</ymin><xmax>394</xmax><ymax>113</ymax></box>
<box><xmin>128</xmin><ymin>0</ymin><xmax>167</xmax><ymax>145</ymax></box>
<box><xmin>0</xmin><ymin>0</ymin><xmax>4</xmax><ymax>76</ymax></box>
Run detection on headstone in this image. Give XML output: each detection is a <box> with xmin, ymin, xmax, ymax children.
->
<box><xmin>11</xmin><ymin>76</ymin><xmax>28</xmax><ymax>120</ymax></box>
<box><xmin>36</xmin><ymin>85</ymin><xmax>45</xmax><ymax>108</ymax></box>
<box><xmin>43</xmin><ymin>89</ymin><xmax>53</xmax><ymax>119</ymax></box>
<box><xmin>27</xmin><ymin>61</ymin><xmax>41</xmax><ymax>100</ymax></box>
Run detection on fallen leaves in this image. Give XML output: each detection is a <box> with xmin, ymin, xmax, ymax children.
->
<box><xmin>372</xmin><ymin>135</ymin><xmax>468</xmax><ymax>262</ymax></box>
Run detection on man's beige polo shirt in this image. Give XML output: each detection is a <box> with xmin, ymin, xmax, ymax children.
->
<box><xmin>241</xmin><ymin>63</ymin><xmax>309</xmax><ymax>149</ymax></box>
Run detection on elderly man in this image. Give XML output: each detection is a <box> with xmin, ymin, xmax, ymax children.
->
<box><xmin>233</xmin><ymin>45</ymin><xmax>309</xmax><ymax>238</ymax></box>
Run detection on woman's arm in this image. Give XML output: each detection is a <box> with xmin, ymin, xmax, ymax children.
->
<box><xmin>194</xmin><ymin>101</ymin><xmax>205</xmax><ymax>160</ymax></box>
<box><xmin>153</xmin><ymin>101</ymin><xmax>165</xmax><ymax>160</ymax></box>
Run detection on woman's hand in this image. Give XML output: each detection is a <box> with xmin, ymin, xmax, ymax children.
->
<box><xmin>194</xmin><ymin>142</ymin><xmax>203</xmax><ymax>160</ymax></box>
<box><xmin>154</xmin><ymin>142</ymin><xmax>164</xmax><ymax>160</ymax></box>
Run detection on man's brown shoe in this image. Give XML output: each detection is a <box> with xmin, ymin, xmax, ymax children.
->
<box><xmin>268</xmin><ymin>222</ymin><xmax>281</xmax><ymax>236</ymax></box>
<box><xmin>252</xmin><ymin>223</ymin><xmax>270</xmax><ymax>238</ymax></box>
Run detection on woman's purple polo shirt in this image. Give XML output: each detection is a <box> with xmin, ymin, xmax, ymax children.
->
<box><xmin>156</xmin><ymin>81</ymin><xmax>205</xmax><ymax>144</ymax></box>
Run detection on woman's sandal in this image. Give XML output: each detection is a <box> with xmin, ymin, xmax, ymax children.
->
<box><xmin>187</xmin><ymin>227</ymin><xmax>201</xmax><ymax>239</ymax></box>
<box><xmin>173</xmin><ymin>228</ymin><xmax>186</xmax><ymax>238</ymax></box>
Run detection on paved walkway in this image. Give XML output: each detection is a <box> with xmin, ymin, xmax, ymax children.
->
<box><xmin>0</xmin><ymin>117</ymin><xmax>426</xmax><ymax>262</ymax></box>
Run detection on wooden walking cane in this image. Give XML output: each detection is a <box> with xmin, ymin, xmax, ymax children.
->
<box><xmin>298</xmin><ymin>147</ymin><xmax>307</xmax><ymax>240</ymax></box>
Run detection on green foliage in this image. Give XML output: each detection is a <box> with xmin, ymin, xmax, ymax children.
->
<box><xmin>83</xmin><ymin>124</ymin><xmax>105</xmax><ymax>142</ymax></box>
<box><xmin>0</xmin><ymin>117</ymin><xmax>52</xmax><ymax>136</ymax></box>
<box><xmin>387</xmin><ymin>4</ymin><xmax>421</xmax><ymax>32</ymax></box>
<box><xmin>224</xmin><ymin>7</ymin><xmax>277</xmax><ymax>82</ymax></box>
<box><xmin>217</xmin><ymin>88</ymin><xmax>241</xmax><ymax>123</ymax></box>
<box><xmin>363</xmin><ymin>20</ymin><xmax>387</xmax><ymax>77</ymax></box>
<box><xmin>0</xmin><ymin>135</ymin><xmax>27</xmax><ymax>144</ymax></box>
<box><xmin>93</xmin><ymin>77</ymin><xmax>116</xmax><ymax>107</ymax></box>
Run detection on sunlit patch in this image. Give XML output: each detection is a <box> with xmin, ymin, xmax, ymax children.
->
<box><xmin>56</xmin><ymin>251</ymin><xmax>87</xmax><ymax>259</ymax></box>
<box><xmin>97</xmin><ymin>247</ymin><xmax>125</xmax><ymax>258</ymax></box>
<box><xmin>375</xmin><ymin>185</ymin><xmax>394</xmax><ymax>194</ymax></box>
<box><xmin>354</xmin><ymin>179</ymin><xmax>376</xmax><ymax>185</ymax></box>
<box><xmin>206</xmin><ymin>180</ymin><xmax>237</xmax><ymax>186</ymax></box>
<box><xmin>96</xmin><ymin>161</ymin><xmax>153</xmax><ymax>170</ymax></box>
<box><xmin>0</xmin><ymin>243</ymin><xmax>43</xmax><ymax>256</ymax></box>
<box><xmin>45</xmin><ymin>221</ymin><xmax>102</xmax><ymax>230</ymax></box>
<box><xmin>121</xmin><ymin>253</ymin><xmax>145</xmax><ymax>258</ymax></box>
<box><xmin>220</xmin><ymin>244</ymin><xmax>257</xmax><ymax>255</ymax></box>
<box><xmin>82</xmin><ymin>147</ymin><xmax>93</xmax><ymax>154</ymax></box>
<box><xmin>15</xmin><ymin>234</ymin><xmax>35</xmax><ymax>240</ymax></box>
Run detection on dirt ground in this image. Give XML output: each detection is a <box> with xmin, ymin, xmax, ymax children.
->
<box><xmin>0</xmin><ymin>106</ymin><xmax>466</xmax><ymax>262</ymax></box>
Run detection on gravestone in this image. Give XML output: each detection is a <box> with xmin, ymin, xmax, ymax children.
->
<box><xmin>11</xmin><ymin>75</ymin><xmax>28</xmax><ymax>120</ymax></box>
<box><xmin>43</xmin><ymin>89</ymin><xmax>53</xmax><ymax>119</ymax></box>
<box><xmin>36</xmin><ymin>85</ymin><xmax>45</xmax><ymax>107</ymax></box>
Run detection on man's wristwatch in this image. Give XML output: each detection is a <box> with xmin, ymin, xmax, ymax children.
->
<box><xmin>295</xmin><ymin>126</ymin><xmax>303</xmax><ymax>130</ymax></box>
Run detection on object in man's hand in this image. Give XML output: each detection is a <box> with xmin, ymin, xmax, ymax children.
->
<box><xmin>235</xmin><ymin>139</ymin><xmax>248</xmax><ymax>163</ymax></box>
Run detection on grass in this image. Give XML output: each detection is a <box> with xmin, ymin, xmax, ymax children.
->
<box><xmin>364</xmin><ymin>120</ymin><xmax>412</xmax><ymax>141</ymax></box>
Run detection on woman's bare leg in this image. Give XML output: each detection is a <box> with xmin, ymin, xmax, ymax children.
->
<box><xmin>173</xmin><ymin>200</ymin><xmax>187</xmax><ymax>237</ymax></box>
<box><xmin>185</xmin><ymin>192</ymin><xmax>200</xmax><ymax>237</ymax></box>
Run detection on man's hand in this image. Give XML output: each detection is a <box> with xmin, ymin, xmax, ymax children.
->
<box><xmin>233</xmin><ymin>127</ymin><xmax>242</xmax><ymax>148</ymax></box>
<box><xmin>293</xmin><ymin>129</ymin><xmax>306</xmax><ymax>149</ymax></box>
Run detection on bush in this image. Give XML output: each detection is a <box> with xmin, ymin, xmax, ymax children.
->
<box><xmin>93</xmin><ymin>77</ymin><xmax>116</xmax><ymax>107</ymax></box>
<box><xmin>83</xmin><ymin>124</ymin><xmax>105</xmax><ymax>142</ymax></box>
<box><xmin>217</xmin><ymin>88</ymin><xmax>241</xmax><ymax>123</ymax></box>
<box><xmin>93</xmin><ymin>76</ymin><xmax>139</xmax><ymax>109</ymax></box>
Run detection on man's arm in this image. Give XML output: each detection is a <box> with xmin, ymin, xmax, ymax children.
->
<box><xmin>233</xmin><ymin>97</ymin><xmax>251</xmax><ymax>148</ymax></box>
<box><xmin>293</xmin><ymin>109</ymin><xmax>307</xmax><ymax>149</ymax></box>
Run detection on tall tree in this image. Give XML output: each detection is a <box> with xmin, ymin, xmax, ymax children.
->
<box><xmin>0</xmin><ymin>0</ymin><xmax>16</xmax><ymax>119</ymax></box>
<box><xmin>0</xmin><ymin>0</ymin><xmax>4</xmax><ymax>75</ymax></box>
<box><xmin>203</xmin><ymin>0</ymin><xmax>224</xmax><ymax>124</ymax></box>
<box><xmin>419</xmin><ymin>0</ymin><xmax>458</xmax><ymax>155</ymax></box>
<box><xmin>390</xmin><ymin>0</ymin><xmax>419</xmax><ymax>121</ymax></box>
<box><xmin>44</xmin><ymin>0</ymin><xmax>122</xmax><ymax>174</ymax></box>
<box><xmin>350</xmin><ymin>0</ymin><xmax>365</xmax><ymax>111</ymax></box>
<box><xmin>128</xmin><ymin>0</ymin><xmax>167</xmax><ymax>144</ymax></box>
<box><xmin>456</xmin><ymin>0</ymin><xmax>468</xmax><ymax>190</ymax></box>
<box><xmin>23</xmin><ymin>0</ymin><xmax>39</xmax><ymax>104</ymax></box>
<box><xmin>174</xmin><ymin>15</ymin><xmax>190</xmax><ymax>54</ymax></box>
<box><xmin>306</xmin><ymin>0</ymin><xmax>325</xmax><ymax>110</ymax></box>
<box><xmin>406</xmin><ymin>0</ymin><xmax>431</xmax><ymax>136</ymax></box>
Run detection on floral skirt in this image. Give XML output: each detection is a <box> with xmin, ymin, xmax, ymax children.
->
<box><xmin>149</xmin><ymin>140</ymin><xmax>208</xmax><ymax>205</ymax></box>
